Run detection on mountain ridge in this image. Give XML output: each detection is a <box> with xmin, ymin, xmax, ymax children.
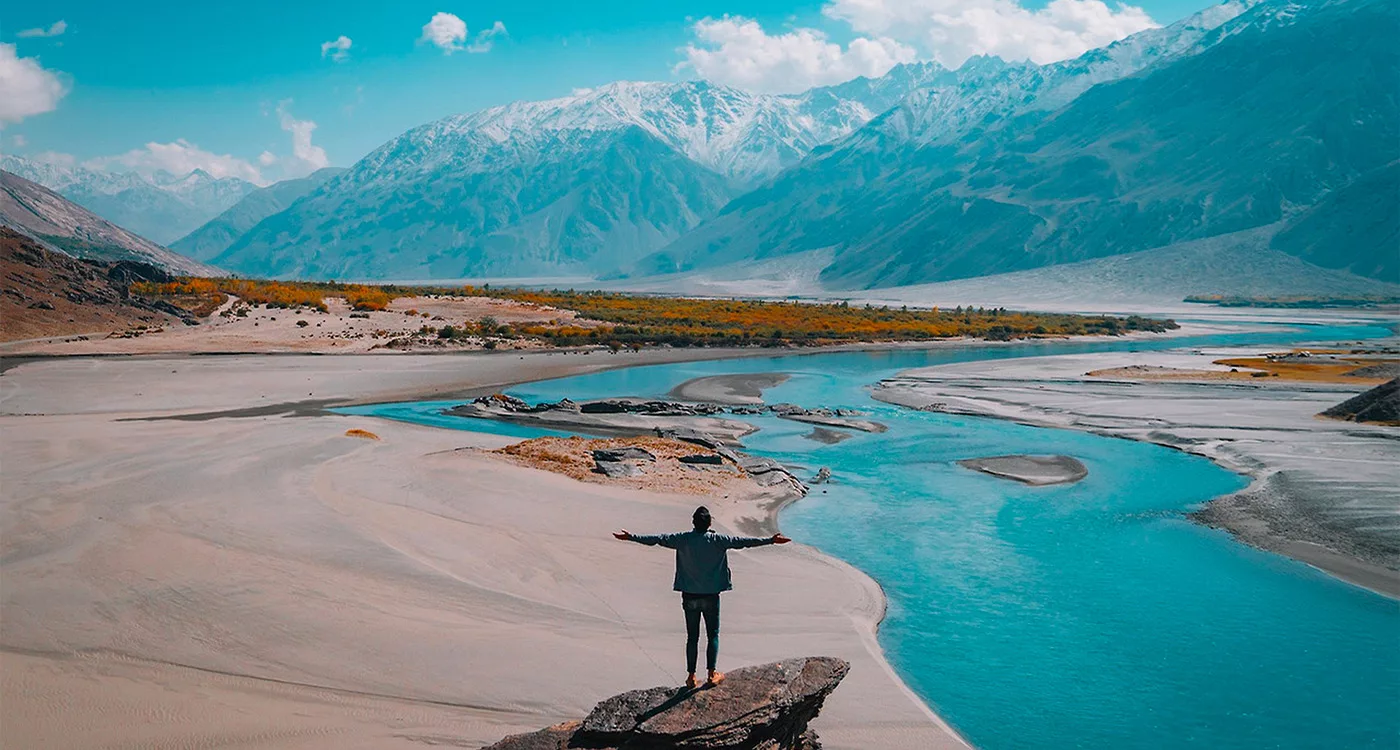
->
<box><xmin>639</xmin><ymin>0</ymin><xmax>1398</xmax><ymax>288</ymax></box>
<box><xmin>0</xmin><ymin>169</ymin><xmax>222</xmax><ymax>277</ymax></box>
<box><xmin>0</xmin><ymin>155</ymin><xmax>258</xmax><ymax>245</ymax></box>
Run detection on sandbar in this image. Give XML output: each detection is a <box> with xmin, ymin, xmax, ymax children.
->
<box><xmin>958</xmin><ymin>455</ymin><xmax>1088</xmax><ymax>486</ymax></box>
<box><xmin>669</xmin><ymin>372</ymin><xmax>791</xmax><ymax>405</ymax></box>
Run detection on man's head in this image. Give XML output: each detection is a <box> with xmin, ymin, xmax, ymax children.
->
<box><xmin>692</xmin><ymin>506</ymin><xmax>712</xmax><ymax>531</ymax></box>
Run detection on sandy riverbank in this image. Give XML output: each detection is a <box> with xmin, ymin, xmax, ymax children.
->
<box><xmin>0</xmin><ymin>352</ymin><xmax>968</xmax><ymax>750</ymax></box>
<box><xmin>669</xmin><ymin>373</ymin><xmax>791</xmax><ymax>405</ymax></box>
<box><xmin>874</xmin><ymin>345</ymin><xmax>1400</xmax><ymax>598</ymax></box>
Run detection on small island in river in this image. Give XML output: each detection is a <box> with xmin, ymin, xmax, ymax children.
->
<box><xmin>958</xmin><ymin>455</ymin><xmax>1089</xmax><ymax>486</ymax></box>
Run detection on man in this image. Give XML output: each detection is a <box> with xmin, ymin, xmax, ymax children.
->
<box><xmin>614</xmin><ymin>506</ymin><xmax>790</xmax><ymax>689</ymax></box>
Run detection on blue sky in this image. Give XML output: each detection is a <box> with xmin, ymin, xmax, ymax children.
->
<box><xmin>2</xmin><ymin>0</ymin><xmax>1209</xmax><ymax>184</ymax></box>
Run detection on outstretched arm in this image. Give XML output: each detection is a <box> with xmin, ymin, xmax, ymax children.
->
<box><xmin>613</xmin><ymin>530</ymin><xmax>681</xmax><ymax>548</ymax></box>
<box><xmin>718</xmin><ymin>533</ymin><xmax>791</xmax><ymax>549</ymax></box>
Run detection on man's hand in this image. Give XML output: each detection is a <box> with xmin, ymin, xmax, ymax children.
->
<box><xmin>613</xmin><ymin>530</ymin><xmax>632</xmax><ymax>541</ymax></box>
<box><xmin>772</xmin><ymin>534</ymin><xmax>791</xmax><ymax>544</ymax></box>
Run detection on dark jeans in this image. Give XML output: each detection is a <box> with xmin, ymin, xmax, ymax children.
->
<box><xmin>681</xmin><ymin>593</ymin><xmax>720</xmax><ymax>673</ymax></box>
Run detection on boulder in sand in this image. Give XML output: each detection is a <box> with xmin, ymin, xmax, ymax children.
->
<box><xmin>593</xmin><ymin>447</ymin><xmax>658</xmax><ymax>462</ymax></box>
<box><xmin>485</xmin><ymin>657</ymin><xmax>848</xmax><ymax>750</ymax></box>
<box><xmin>593</xmin><ymin>460</ymin><xmax>645</xmax><ymax>478</ymax></box>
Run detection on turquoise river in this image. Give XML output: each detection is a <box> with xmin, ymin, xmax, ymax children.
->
<box><xmin>339</xmin><ymin>322</ymin><xmax>1400</xmax><ymax>750</ymax></box>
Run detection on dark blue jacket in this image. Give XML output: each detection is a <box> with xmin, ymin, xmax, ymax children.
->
<box><xmin>629</xmin><ymin>529</ymin><xmax>774</xmax><ymax>594</ymax></box>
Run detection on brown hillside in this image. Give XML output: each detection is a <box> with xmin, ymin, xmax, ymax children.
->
<box><xmin>0</xmin><ymin>228</ymin><xmax>194</xmax><ymax>343</ymax></box>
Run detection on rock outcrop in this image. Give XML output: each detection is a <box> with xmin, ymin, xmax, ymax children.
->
<box><xmin>485</xmin><ymin>657</ymin><xmax>848</xmax><ymax>750</ymax></box>
<box><xmin>1320</xmin><ymin>379</ymin><xmax>1400</xmax><ymax>424</ymax></box>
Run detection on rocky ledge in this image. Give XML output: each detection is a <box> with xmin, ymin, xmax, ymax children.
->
<box><xmin>485</xmin><ymin>657</ymin><xmax>849</xmax><ymax>750</ymax></box>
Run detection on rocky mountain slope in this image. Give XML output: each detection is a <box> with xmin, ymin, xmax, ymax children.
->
<box><xmin>640</xmin><ymin>0</ymin><xmax>1398</xmax><ymax>289</ymax></box>
<box><xmin>211</xmin><ymin>69</ymin><xmax>945</xmax><ymax>280</ymax></box>
<box><xmin>0</xmin><ymin>155</ymin><xmax>257</xmax><ymax>245</ymax></box>
<box><xmin>1</xmin><ymin>170</ymin><xmax>220</xmax><ymax>276</ymax></box>
<box><xmin>0</xmin><ymin>227</ymin><xmax>193</xmax><ymax>342</ymax></box>
<box><xmin>171</xmin><ymin>167</ymin><xmax>346</xmax><ymax>261</ymax></box>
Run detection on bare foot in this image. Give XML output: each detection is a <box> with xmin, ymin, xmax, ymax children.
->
<box><xmin>705</xmin><ymin>670</ymin><xmax>725</xmax><ymax>687</ymax></box>
<box><xmin>685</xmin><ymin>673</ymin><xmax>698</xmax><ymax>689</ymax></box>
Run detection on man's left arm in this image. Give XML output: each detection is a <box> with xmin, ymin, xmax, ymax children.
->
<box><xmin>718</xmin><ymin>533</ymin><xmax>791</xmax><ymax>549</ymax></box>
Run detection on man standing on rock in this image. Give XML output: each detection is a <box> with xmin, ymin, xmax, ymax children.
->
<box><xmin>614</xmin><ymin>506</ymin><xmax>790</xmax><ymax>689</ymax></box>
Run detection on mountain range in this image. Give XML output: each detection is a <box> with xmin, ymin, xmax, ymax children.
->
<box><xmin>170</xmin><ymin>167</ymin><xmax>346</xmax><ymax>261</ymax></box>
<box><xmin>0</xmin><ymin>170</ymin><xmax>220</xmax><ymax>276</ymax></box>
<box><xmin>0</xmin><ymin>155</ymin><xmax>258</xmax><ymax>246</ymax></box>
<box><xmin>3</xmin><ymin>0</ymin><xmax>1395</xmax><ymax>293</ymax></box>
<box><xmin>209</xmin><ymin>66</ymin><xmax>950</xmax><ymax>280</ymax></box>
<box><xmin>641</xmin><ymin>0</ymin><xmax>1398</xmax><ymax>287</ymax></box>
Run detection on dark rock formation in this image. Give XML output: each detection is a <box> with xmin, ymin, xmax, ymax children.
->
<box><xmin>594</xmin><ymin>447</ymin><xmax>658</xmax><ymax>462</ymax></box>
<box><xmin>768</xmin><ymin>404</ymin><xmax>886</xmax><ymax>433</ymax></box>
<box><xmin>583</xmin><ymin>400</ymin><xmax>725</xmax><ymax>416</ymax></box>
<box><xmin>679</xmin><ymin>453</ymin><xmax>725</xmax><ymax>465</ymax></box>
<box><xmin>1321</xmin><ymin>378</ymin><xmax>1400</xmax><ymax>424</ymax></box>
<box><xmin>485</xmin><ymin>657</ymin><xmax>848</xmax><ymax>750</ymax></box>
<box><xmin>594</xmin><ymin>460</ymin><xmax>645</xmax><ymax>478</ymax></box>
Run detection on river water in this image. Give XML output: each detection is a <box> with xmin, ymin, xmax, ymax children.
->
<box><xmin>339</xmin><ymin>321</ymin><xmax>1400</xmax><ymax>749</ymax></box>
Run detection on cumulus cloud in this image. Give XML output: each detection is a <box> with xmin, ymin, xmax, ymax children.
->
<box><xmin>420</xmin><ymin>13</ymin><xmax>506</xmax><ymax>54</ymax></box>
<box><xmin>421</xmin><ymin>12</ymin><xmax>468</xmax><ymax>53</ymax></box>
<box><xmin>824</xmin><ymin>0</ymin><xmax>1157</xmax><ymax>67</ymax></box>
<box><xmin>85</xmin><ymin>140</ymin><xmax>266</xmax><ymax>183</ymax></box>
<box><xmin>0</xmin><ymin>43</ymin><xmax>68</xmax><ymax>124</ymax></box>
<box><xmin>274</xmin><ymin>100</ymin><xmax>329</xmax><ymax>178</ymax></box>
<box><xmin>17</xmin><ymin>20</ymin><xmax>67</xmax><ymax>38</ymax></box>
<box><xmin>320</xmin><ymin>35</ymin><xmax>352</xmax><ymax>62</ymax></box>
<box><xmin>679</xmin><ymin>16</ymin><xmax>916</xmax><ymax>94</ymax></box>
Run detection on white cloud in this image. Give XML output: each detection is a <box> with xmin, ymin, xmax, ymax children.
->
<box><xmin>679</xmin><ymin>16</ymin><xmax>916</xmax><ymax>94</ymax></box>
<box><xmin>85</xmin><ymin>140</ymin><xmax>265</xmax><ymax>183</ymax></box>
<box><xmin>258</xmin><ymin>150</ymin><xmax>277</xmax><ymax>166</ymax></box>
<box><xmin>17</xmin><ymin>20</ymin><xmax>67</xmax><ymax>39</ymax></box>
<box><xmin>421</xmin><ymin>12</ymin><xmax>468</xmax><ymax>53</ymax></box>
<box><xmin>0</xmin><ymin>43</ymin><xmax>68</xmax><ymax>124</ymax></box>
<box><xmin>11</xmin><ymin>134</ymin><xmax>26</xmax><ymax>148</ymax></box>
<box><xmin>420</xmin><ymin>13</ymin><xmax>506</xmax><ymax>55</ymax></box>
<box><xmin>466</xmin><ymin>21</ymin><xmax>508</xmax><ymax>53</ymax></box>
<box><xmin>321</xmin><ymin>35</ymin><xmax>352</xmax><ymax>62</ymax></box>
<box><xmin>274</xmin><ymin>100</ymin><xmax>329</xmax><ymax>178</ymax></box>
<box><xmin>824</xmin><ymin>0</ymin><xmax>1157</xmax><ymax>67</ymax></box>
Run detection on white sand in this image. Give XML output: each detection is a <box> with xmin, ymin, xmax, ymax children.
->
<box><xmin>0</xmin><ymin>353</ymin><xmax>968</xmax><ymax>750</ymax></box>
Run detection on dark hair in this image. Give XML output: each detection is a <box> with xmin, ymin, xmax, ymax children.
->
<box><xmin>692</xmin><ymin>506</ymin><xmax>712</xmax><ymax>530</ymax></box>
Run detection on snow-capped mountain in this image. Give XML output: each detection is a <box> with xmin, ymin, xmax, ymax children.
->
<box><xmin>0</xmin><ymin>170</ymin><xmax>223</xmax><ymax>276</ymax></box>
<box><xmin>641</xmin><ymin>0</ymin><xmax>1398</xmax><ymax>288</ymax></box>
<box><xmin>214</xmin><ymin>68</ymin><xmax>945</xmax><ymax>280</ymax></box>
<box><xmin>0</xmin><ymin>155</ymin><xmax>257</xmax><ymax>245</ymax></box>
